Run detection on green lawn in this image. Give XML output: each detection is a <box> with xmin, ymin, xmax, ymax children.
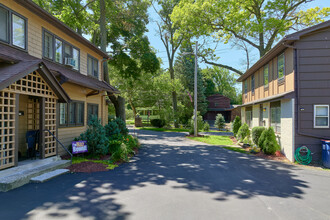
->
<box><xmin>223</xmin><ymin>146</ymin><xmax>250</xmax><ymax>154</ymax></box>
<box><xmin>187</xmin><ymin>135</ymin><xmax>233</xmax><ymax>146</ymax></box>
<box><xmin>138</xmin><ymin>127</ymin><xmax>189</xmax><ymax>132</ymax></box>
<box><xmin>204</xmin><ymin>130</ymin><xmax>232</xmax><ymax>133</ymax></box>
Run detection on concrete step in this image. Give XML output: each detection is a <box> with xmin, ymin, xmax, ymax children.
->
<box><xmin>0</xmin><ymin>157</ymin><xmax>71</xmax><ymax>192</ymax></box>
<box><xmin>30</xmin><ymin>169</ymin><xmax>69</xmax><ymax>183</ymax></box>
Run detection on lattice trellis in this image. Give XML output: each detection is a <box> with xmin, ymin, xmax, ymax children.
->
<box><xmin>0</xmin><ymin>70</ymin><xmax>59</xmax><ymax>170</ymax></box>
<box><xmin>44</xmin><ymin>97</ymin><xmax>57</xmax><ymax>157</ymax></box>
<box><xmin>27</xmin><ymin>98</ymin><xmax>40</xmax><ymax>130</ymax></box>
<box><xmin>0</xmin><ymin>91</ymin><xmax>15</xmax><ymax>170</ymax></box>
<box><xmin>5</xmin><ymin>71</ymin><xmax>57</xmax><ymax>98</ymax></box>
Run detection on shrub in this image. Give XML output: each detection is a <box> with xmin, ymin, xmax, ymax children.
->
<box><xmin>258</xmin><ymin>127</ymin><xmax>280</xmax><ymax>155</ymax></box>
<box><xmin>113</xmin><ymin>118</ymin><xmax>129</xmax><ymax>135</ymax></box>
<box><xmin>243</xmin><ymin>136</ymin><xmax>252</xmax><ymax>145</ymax></box>
<box><xmin>105</xmin><ymin>120</ymin><xmax>121</xmax><ymax>137</ymax></box>
<box><xmin>111</xmin><ymin>143</ymin><xmax>133</xmax><ymax>162</ymax></box>
<box><xmin>232</xmin><ymin>116</ymin><xmax>241</xmax><ymax>136</ymax></box>
<box><xmin>237</xmin><ymin>123</ymin><xmax>250</xmax><ymax>142</ymax></box>
<box><xmin>78</xmin><ymin>116</ymin><xmax>109</xmax><ymax>155</ymax></box>
<box><xmin>215</xmin><ymin>113</ymin><xmax>226</xmax><ymax>130</ymax></box>
<box><xmin>203</xmin><ymin>122</ymin><xmax>210</xmax><ymax>132</ymax></box>
<box><xmin>189</xmin><ymin>113</ymin><xmax>204</xmax><ymax>131</ymax></box>
<box><xmin>150</xmin><ymin>119</ymin><xmax>166</xmax><ymax>128</ymax></box>
<box><xmin>252</xmin><ymin>126</ymin><xmax>266</xmax><ymax>146</ymax></box>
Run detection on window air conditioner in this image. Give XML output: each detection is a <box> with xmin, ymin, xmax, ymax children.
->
<box><xmin>64</xmin><ymin>57</ymin><xmax>76</xmax><ymax>67</ymax></box>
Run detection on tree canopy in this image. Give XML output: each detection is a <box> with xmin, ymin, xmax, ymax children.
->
<box><xmin>171</xmin><ymin>0</ymin><xmax>330</xmax><ymax>74</ymax></box>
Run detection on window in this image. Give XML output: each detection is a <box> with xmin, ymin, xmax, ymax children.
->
<box><xmin>59</xmin><ymin>101</ymin><xmax>84</xmax><ymax>127</ymax></box>
<box><xmin>251</xmin><ymin>74</ymin><xmax>255</xmax><ymax>93</ymax></box>
<box><xmin>259</xmin><ymin>104</ymin><xmax>264</xmax><ymax>126</ymax></box>
<box><xmin>264</xmin><ymin>64</ymin><xmax>269</xmax><ymax>87</ymax></box>
<box><xmin>55</xmin><ymin>38</ymin><xmax>63</xmax><ymax>63</ymax></box>
<box><xmin>87</xmin><ymin>103</ymin><xmax>99</xmax><ymax>123</ymax></box>
<box><xmin>0</xmin><ymin>7</ymin><xmax>9</xmax><ymax>42</ymax></box>
<box><xmin>87</xmin><ymin>55</ymin><xmax>99</xmax><ymax>78</ymax></box>
<box><xmin>245</xmin><ymin>107</ymin><xmax>252</xmax><ymax>127</ymax></box>
<box><xmin>271</xmin><ymin>101</ymin><xmax>281</xmax><ymax>133</ymax></box>
<box><xmin>44</xmin><ymin>31</ymin><xmax>53</xmax><ymax>59</ymax></box>
<box><xmin>0</xmin><ymin>5</ymin><xmax>27</xmax><ymax>49</ymax></box>
<box><xmin>314</xmin><ymin>105</ymin><xmax>329</xmax><ymax>128</ymax></box>
<box><xmin>42</xmin><ymin>29</ymin><xmax>80</xmax><ymax>70</ymax></box>
<box><xmin>59</xmin><ymin>103</ymin><xmax>67</xmax><ymax>125</ymax></box>
<box><xmin>244</xmin><ymin>80</ymin><xmax>248</xmax><ymax>94</ymax></box>
<box><xmin>277</xmin><ymin>53</ymin><xmax>285</xmax><ymax>80</ymax></box>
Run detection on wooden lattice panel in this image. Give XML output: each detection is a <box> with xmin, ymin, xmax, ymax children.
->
<box><xmin>44</xmin><ymin>97</ymin><xmax>57</xmax><ymax>157</ymax></box>
<box><xmin>0</xmin><ymin>91</ymin><xmax>15</xmax><ymax>170</ymax></box>
<box><xmin>27</xmin><ymin>98</ymin><xmax>40</xmax><ymax>130</ymax></box>
<box><xmin>6</xmin><ymin>71</ymin><xmax>57</xmax><ymax>98</ymax></box>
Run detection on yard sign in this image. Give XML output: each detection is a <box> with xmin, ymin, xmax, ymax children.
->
<box><xmin>72</xmin><ymin>141</ymin><xmax>88</xmax><ymax>154</ymax></box>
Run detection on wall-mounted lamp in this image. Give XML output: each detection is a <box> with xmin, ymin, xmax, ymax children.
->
<box><xmin>300</xmin><ymin>107</ymin><xmax>305</xmax><ymax>111</ymax></box>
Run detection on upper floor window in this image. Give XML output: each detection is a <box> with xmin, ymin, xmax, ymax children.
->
<box><xmin>244</xmin><ymin>80</ymin><xmax>248</xmax><ymax>94</ymax></box>
<box><xmin>87</xmin><ymin>55</ymin><xmax>99</xmax><ymax>78</ymax></box>
<box><xmin>251</xmin><ymin>74</ymin><xmax>255</xmax><ymax>93</ymax></box>
<box><xmin>314</xmin><ymin>105</ymin><xmax>329</xmax><ymax>128</ymax></box>
<box><xmin>43</xmin><ymin>29</ymin><xmax>79</xmax><ymax>71</ymax></box>
<box><xmin>264</xmin><ymin>64</ymin><xmax>269</xmax><ymax>87</ymax></box>
<box><xmin>277</xmin><ymin>53</ymin><xmax>285</xmax><ymax>80</ymax></box>
<box><xmin>0</xmin><ymin>5</ymin><xmax>27</xmax><ymax>50</ymax></box>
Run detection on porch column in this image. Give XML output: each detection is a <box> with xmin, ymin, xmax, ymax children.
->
<box><xmin>39</xmin><ymin>97</ymin><xmax>45</xmax><ymax>159</ymax></box>
<box><xmin>14</xmin><ymin>94</ymin><xmax>19</xmax><ymax>166</ymax></box>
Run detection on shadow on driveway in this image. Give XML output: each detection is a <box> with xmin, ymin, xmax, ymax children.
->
<box><xmin>0</xmin><ymin>129</ymin><xmax>313</xmax><ymax>219</ymax></box>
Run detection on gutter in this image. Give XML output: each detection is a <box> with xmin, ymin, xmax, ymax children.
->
<box><xmin>294</xmin><ymin>48</ymin><xmax>330</xmax><ymax>140</ymax></box>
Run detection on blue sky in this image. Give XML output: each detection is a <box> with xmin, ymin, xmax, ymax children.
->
<box><xmin>146</xmin><ymin>0</ymin><xmax>329</xmax><ymax>73</ymax></box>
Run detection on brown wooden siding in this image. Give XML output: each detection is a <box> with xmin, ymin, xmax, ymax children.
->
<box><xmin>242</xmin><ymin>48</ymin><xmax>294</xmax><ymax>104</ymax></box>
<box><xmin>295</xmin><ymin>28</ymin><xmax>330</xmax><ymax>161</ymax></box>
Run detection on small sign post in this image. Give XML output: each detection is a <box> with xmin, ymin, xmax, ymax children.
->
<box><xmin>72</xmin><ymin>141</ymin><xmax>88</xmax><ymax>154</ymax></box>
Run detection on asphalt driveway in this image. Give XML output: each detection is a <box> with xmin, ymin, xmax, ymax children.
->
<box><xmin>0</xmin><ymin>129</ymin><xmax>329</xmax><ymax>220</ymax></box>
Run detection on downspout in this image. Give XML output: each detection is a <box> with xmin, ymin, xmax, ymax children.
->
<box><xmin>294</xmin><ymin>47</ymin><xmax>330</xmax><ymax>139</ymax></box>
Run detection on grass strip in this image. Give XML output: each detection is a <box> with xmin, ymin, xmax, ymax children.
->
<box><xmin>187</xmin><ymin>135</ymin><xmax>233</xmax><ymax>146</ymax></box>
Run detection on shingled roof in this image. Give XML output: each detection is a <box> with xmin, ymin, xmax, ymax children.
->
<box><xmin>0</xmin><ymin>44</ymin><xmax>118</xmax><ymax>97</ymax></box>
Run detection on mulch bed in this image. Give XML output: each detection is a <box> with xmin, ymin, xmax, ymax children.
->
<box><xmin>186</xmin><ymin>134</ymin><xmax>205</xmax><ymax>137</ymax></box>
<box><xmin>230</xmin><ymin>136</ymin><xmax>238</xmax><ymax>144</ymax></box>
<box><xmin>68</xmin><ymin>162</ymin><xmax>108</xmax><ymax>173</ymax></box>
<box><xmin>65</xmin><ymin>147</ymin><xmax>140</xmax><ymax>173</ymax></box>
<box><xmin>255</xmin><ymin>151</ymin><xmax>289</xmax><ymax>162</ymax></box>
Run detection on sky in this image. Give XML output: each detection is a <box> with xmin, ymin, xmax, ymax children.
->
<box><xmin>146</xmin><ymin>0</ymin><xmax>330</xmax><ymax>73</ymax></box>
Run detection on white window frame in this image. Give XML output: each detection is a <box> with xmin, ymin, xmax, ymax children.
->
<box><xmin>314</xmin><ymin>105</ymin><xmax>329</xmax><ymax>128</ymax></box>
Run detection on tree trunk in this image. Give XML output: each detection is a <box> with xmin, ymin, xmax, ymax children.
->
<box><xmin>169</xmin><ymin>64</ymin><xmax>178</xmax><ymax>128</ymax></box>
<box><xmin>128</xmin><ymin>98</ymin><xmax>137</xmax><ymax>118</ymax></box>
<box><xmin>99</xmin><ymin>0</ymin><xmax>125</xmax><ymax>120</ymax></box>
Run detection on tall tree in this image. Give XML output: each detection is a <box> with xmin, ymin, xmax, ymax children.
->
<box><xmin>154</xmin><ymin>0</ymin><xmax>183</xmax><ymax>127</ymax></box>
<box><xmin>202</xmin><ymin>67</ymin><xmax>241</xmax><ymax>104</ymax></box>
<box><xmin>171</xmin><ymin>0</ymin><xmax>330</xmax><ymax>75</ymax></box>
<box><xmin>175</xmin><ymin>45</ymin><xmax>208</xmax><ymax>116</ymax></box>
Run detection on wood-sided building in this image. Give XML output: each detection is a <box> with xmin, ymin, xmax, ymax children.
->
<box><xmin>237</xmin><ymin>20</ymin><xmax>330</xmax><ymax>162</ymax></box>
<box><xmin>0</xmin><ymin>0</ymin><xmax>118</xmax><ymax>170</ymax></box>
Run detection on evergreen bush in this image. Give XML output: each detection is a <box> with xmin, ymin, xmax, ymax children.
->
<box><xmin>215</xmin><ymin>113</ymin><xmax>226</xmax><ymax>130</ymax></box>
<box><xmin>78</xmin><ymin>116</ymin><xmax>109</xmax><ymax>155</ymax></box>
<box><xmin>150</xmin><ymin>119</ymin><xmax>166</xmax><ymax>128</ymax></box>
<box><xmin>105</xmin><ymin>120</ymin><xmax>121</xmax><ymax>137</ymax></box>
<box><xmin>232</xmin><ymin>116</ymin><xmax>241</xmax><ymax>136</ymax></box>
<box><xmin>113</xmin><ymin>118</ymin><xmax>129</xmax><ymax>135</ymax></box>
<box><xmin>237</xmin><ymin>123</ymin><xmax>250</xmax><ymax>142</ymax></box>
<box><xmin>252</xmin><ymin>126</ymin><xmax>266</xmax><ymax>146</ymax></box>
<box><xmin>258</xmin><ymin>127</ymin><xmax>280</xmax><ymax>154</ymax></box>
<box><xmin>203</xmin><ymin>121</ymin><xmax>210</xmax><ymax>132</ymax></box>
<box><xmin>189</xmin><ymin>113</ymin><xmax>204</xmax><ymax>131</ymax></box>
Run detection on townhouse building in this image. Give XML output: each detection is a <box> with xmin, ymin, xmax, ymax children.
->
<box><xmin>0</xmin><ymin>0</ymin><xmax>118</xmax><ymax>170</ymax></box>
<box><xmin>238</xmin><ymin>20</ymin><xmax>330</xmax><ymax>162</ymax></box>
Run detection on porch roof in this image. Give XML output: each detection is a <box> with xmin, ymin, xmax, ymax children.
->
<box><xmin>240</xmin><ymin>91</ymin><xmax>295</xmax><ymax>107</ymax></box>
<box><xmin>0</xmin><ymin>45</ymin><xmax>70</xmax><ymax>103</ymax></box>
<box><xmin>44</xmin><ymin>61</ymin><xmax>119</xmax><ymax>94</ymax></box>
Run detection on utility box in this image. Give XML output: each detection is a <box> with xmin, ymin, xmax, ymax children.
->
<box><xmin>321</xmin><ymin>140</ymin><xmax>330</xmax><ymax>168</ymax></box>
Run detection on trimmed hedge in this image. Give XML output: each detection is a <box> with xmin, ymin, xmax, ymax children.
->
<box><xmin>232</xmin><ymin>116</ymin><xmax>241</xmax><ymax>136</ymax></box>
<box><xmin>252</xmin><ymin>126</ymin><xmax>266</xmax><ymax>146</ymax></box>
<box><xmin>258</xmin><ymin>127</ymin><xmax>280</xmax><ymax>155</ymax></box>
<box><xmin>215</xmin><ymin>113</ymin><xmax>226</xmax><ymax>130</ymax></box>
<box><xmin>237</xmin><ymin>123</ymin><xmax>250</xmax><ymax>141</ymax></box>
<box><xmin>150</xmin><ymin>119</ymin><xmax>166</xmax><ymax>128</ymax></box>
